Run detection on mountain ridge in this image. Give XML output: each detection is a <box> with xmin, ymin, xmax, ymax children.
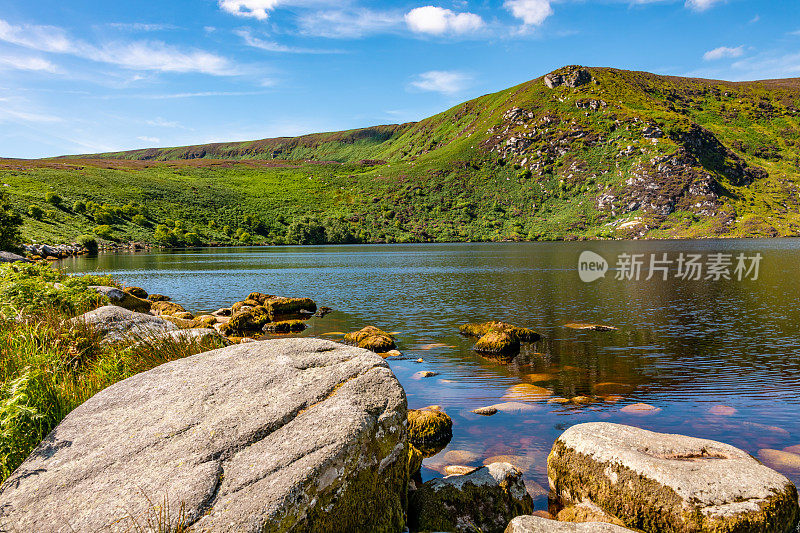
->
<box><xmin>5</xmin><ymin>65</ymin><xmax>800</xmax><ymax>245</ymax></box>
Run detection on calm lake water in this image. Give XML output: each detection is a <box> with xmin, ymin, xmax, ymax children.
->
<box><xmin>64</xmin><ymin>240</ymin><xmax>800</xmax><ymax>509</ymax></box>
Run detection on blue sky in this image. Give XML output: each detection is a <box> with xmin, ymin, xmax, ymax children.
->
<box><xmin>0</xmin><ymin>0</ymin><xmax>798</xmax><ymax>158</ymax></box>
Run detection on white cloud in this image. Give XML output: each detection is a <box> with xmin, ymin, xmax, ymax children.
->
<box><xmin>703</xmin><ymin>45</ymin><xmax>744</xmax><ymax>61</ymax></box>
<box><xmin>0</xmin><ymin>54</ymin><xmax>58</xmax><ymax>72</ymax></box>
<box><xmin>730</xmin><ymin>51</ymin><xmax>800</xmax><ymax>80</ymax></box>
<box><xmin>137</xmin><ymin>136</ymin><xmax>160</xmax><ymax>143</ymax></box>
<box><xmin>235</xmin><ymin>29</ymin><xmax>343</xmax><ymax>53</ymax></box>
<box><xmin>409</xmin><ymin>70</ymin><xmax>471</xmax><ymax>95</ymax></box>
<box><xmin>297</xmin><ymin>9</ymin><xmax>402</xmax><ymax>39</ymax></box>
<box><xmin>146</xmin><ymin>117</ymin><xmax>182</xmax><ymax>128</ymax></box>
<box><xmin>0</xmin><ymin>107</ymin><xmax>63</xmax><ymax>124</ymax></box>
<box><xmin>686</xmin><ymin>0</ymin><xmax>724</xmax><ymax>12</ymax></box>
<box><xmin>218</xmin><ymin>0</ymin><xmax>280</xmax><ymax>20</ymax></box>
<box><xmin>504</xmin><ymin>0</ymin><xmax>553</xmax><ymax>27</ymax></box>
<box><xmin>405</xmin><ymin>6</ymin><xmax>484</xmax><ymax>35</ymax></box>
<box><xmin>106</xmin><ymin>23</ymin><xmax>178</xmax><ymax>32</ymax></box>
<box><xmin>0</xmin><ymin>19</ymin><xmax>237</xmax><ymax>75</ymax></box>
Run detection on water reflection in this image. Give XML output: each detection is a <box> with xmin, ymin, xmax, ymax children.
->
<box><xmin>64</xmin><ymin>240</ymin><xmax>800</xmax><ymax>509</ymax></box>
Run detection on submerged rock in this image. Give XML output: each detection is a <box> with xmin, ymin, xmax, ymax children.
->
<box><xmin>563</xmin><ymin>323</ymin><xmax>618</xmax><ymax>331</ymax></box>
<box><xmin>409</xmin><ymin>462</ymin><xmax>533</xmax><ymax>533</ymax></box>
<box><xmin>548</xmin><ymin>422</ymin><xmax>800</xmax><ymax>532</ymax></box>
<box><xmin>506</xmin><ymin>515</ymin><xmax>635</xmax><ymax>532</ymax></box>
<box><xmin>0</xmin><ymin>339</ymin><xmax>409</xmax><ymax>532</ymax></box>
<box><xmin>344</xmin><ymin>325</ymin><xmax>396</xmax><ymax>353</ymax></box>
<box><xmin>72</xmin><ymin>305</ymin><xmax>177</xmax><ymax>344</ymax></box>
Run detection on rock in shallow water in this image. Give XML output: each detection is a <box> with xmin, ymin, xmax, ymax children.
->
<box><xmin>548</xmin><ymin>422</ymin><xmax>800</xmax><ymax>532</ymax></box>
<box><xmin>0</xmin><ymin>338</ymin><xmax>409</xmax><ymax>533</ymax></box>
<box><xmin>410</xmin><ymin>462</ymin><xmax>533</xmax><ymax>533</ymax></box>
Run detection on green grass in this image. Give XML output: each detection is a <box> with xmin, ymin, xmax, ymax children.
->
<box><xmin>0</xmin><ymin>263</ymin><xmax>228</xmax><ymax>482</ymax></box>
<box><xmin>2</xmin><ymin>65</ymin><xmax>799</xmax><ymax>246</ymax></box>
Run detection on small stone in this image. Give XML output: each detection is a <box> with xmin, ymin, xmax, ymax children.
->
<box><xmin>445</xmin><ymin>465</ymin><xmax>479</xmax><ymax>476</ymax></box>
<box><xmin>415</xmin><ymin>358</ymin><xmax>424</xmax><ymax>363</ymax></box>
<box><xmin>382</xmin><ymin>349</ymin><xmax>402</xmax><ymax>357</ymax></box>
<box><xmin>413</xmin><ymin>371</ymin><xmax>439</xmax><ymax>379</ymax></box>
<box><xmin>563</xmin><ymin>323</ymin><xmax>618</xmax><ymax>331</ymax></box>
<box><xmin>472</xmin><ymin>406</ymin><xmax>499</xmax><ymax>416</ymax></box>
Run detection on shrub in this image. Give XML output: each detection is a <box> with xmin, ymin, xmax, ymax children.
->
<box><xmin>76</xmin><ymin>234</ymin><xmax>98</xmax><ymax>255</ymax></box>
<box><xmin>184</xmin><ymin>232</ymin><xmax>202</xmax><ymax>246</ymax></box>
<box><xmin>72</xmin><ymin>200</ymin><xmax>86</xmax><ymax>213</ymax></box>
<box><xmin>45</xmin><ymin>192</ymin><xmax>62</xmax><ymax>207</ymax></box>
<box><xmin>94</xmin><ymin>225</ymin><xmax>113</xmax><ymax>240</ymax></box>
<box><xmin>27</xmin><ymin>205</ymin><xmax>44</xmax><ymax>220</ymax></box>
<box><xmin>132</xmin><ymin>214</ymin><xmax>147</xmax><ymax>226</ymax></box>
<box><xmin>0</xmin><ymin>191</ymin><xmax>23</xmax><ymax>253</ymax></box>
<box><xmin>93</xmin><ymin>209</ymin><xmax>116</xmax><ymax>225</ymax></box>
<box><xmin>238</xmin><ymin>231</ymin><xmax>252</xmax><ymax>245</ymax></box>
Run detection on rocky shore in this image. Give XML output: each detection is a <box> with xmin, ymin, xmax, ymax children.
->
<box><xmin>0</xmin><ymin>279</ymin><xmax>798</xmax><ymax>532</ymax></box>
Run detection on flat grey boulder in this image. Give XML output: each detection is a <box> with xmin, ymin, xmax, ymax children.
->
<box><xmin>149</xmin><ymin>328</ymin><xmax>231</xmax><ymax>346</ymax></box>
<box><xmin>548</xmin><ymin>422</ymin><xmax>799</xmax><ymax>532</ymax></box>
<box><xmin>0</xmin><ymin>338</ymin><xmax>408</xmax><ymax>532</ymax></box>
<box><xmin>0</xmin><ymin>251</ymin><xmax>30</xmax><ymax>263</ymax></box>
<box><xmin>409</xmin><ymin>462</ymin><xmax>533</xmax><ymax>533</ymax></box>
<box><xmin>72</xmin><ymin>305</ymin><xmax>177</xmax><ymax>344</ymax></box>
<box><xmin>506</xmin><ymin>515</ymin><xmax>635</xmax><ymax>532</ymax></box>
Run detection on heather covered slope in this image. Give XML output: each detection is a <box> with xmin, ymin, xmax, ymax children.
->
<box><xmin>5</xmin><ymin>65</ymin><xmax>800</xmax><ymax>245</ymax></box>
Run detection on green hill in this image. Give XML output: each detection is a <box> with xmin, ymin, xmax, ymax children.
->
<box><xmin>3</xmin><ymin>65</ymin><xmax>800</xmax><ymax>246</ymax></box>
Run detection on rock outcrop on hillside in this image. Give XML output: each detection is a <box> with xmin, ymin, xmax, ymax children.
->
<box><xmin>0</xmin><ymin>339</ymin><xmax>409</xmax><ymax>532</ymax></box>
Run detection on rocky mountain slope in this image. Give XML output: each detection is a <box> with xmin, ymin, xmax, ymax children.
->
<box><xmin>5</xmin><ymin>65</ymin><xmax>800</xmax><ymax>244</ymax></box>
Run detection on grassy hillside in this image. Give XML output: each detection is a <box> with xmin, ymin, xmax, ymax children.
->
<box><xmin>3</xmin><ymin>65</ymin><xmax>800</xmax><ymax>247</ymax></box>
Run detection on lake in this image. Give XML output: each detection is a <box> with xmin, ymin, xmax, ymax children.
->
<box><xmin>63</xmin><ymin>240</ymin><xmax>800</xmax><ymax>509</ymax></box>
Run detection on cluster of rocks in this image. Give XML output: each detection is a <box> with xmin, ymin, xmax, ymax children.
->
<box><xmin>0</xmin><ymin>333</ymin><xmax>797</xmax><ymax>532</ymax></box>
<box><xmin>78</xmin><ymin>285</ymin><xmax>323</xmax><ymax>345</ymax></box>
<box><xmin>21</xmin><ymin>243</ymin><xmax>87</xmax><ymax>261</ymax></box>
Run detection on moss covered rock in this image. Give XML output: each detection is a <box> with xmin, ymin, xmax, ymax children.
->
<box><xmin>192</xmin><ymin>314</ymin><xmax>218</xmax><ymax>328</ymax></box>
<box><xmin>147</xmin><ymin>293</ymin><xmax>171</xmax><ymax>302</ymax></box>
<box><xmin>344</xmin><ymin>325</ymin><xmax>396</xmax><ymax>353</ymax></box>
<box><xmin>229</xmin><ymin>305</ymin><xmax>271</xmax><ymax>332</ymax></box>
<box><xmin>460</xmin><ymin>321</ymin><xmax>541</xmax><ymax>342</ymax></box>
<box><xmin>264</xmin><ymin>296</ymin><xmax>317</xmax><ymax>320</ymax></box>
<box><xmin>263</xmin><ymin>319</ymin><xmax>307</xmax><ymax>333</ymax></box>
<box><xmin>247</xmin><ymin>292</ymin><xmax>276</xmax><ymax>304</ymax></box>
<box><xmin>409</xmin><ymin>462</ymin><xmax>534</xmax><ymax>533</ymax></box>
<box><xmin>122</xmin><ymin>286</ymin><xmax>148</xmax><ymax>299</ymax></box>
<box><xmin>91</xmin><ymin>285</ymin><xmax>152</xmax><ymax>313</ymax></box>
<box><xmin>408</xmin><ymin>406</ymin><xmax>452</xmax><ymax>450</ymax></box>
<box><xmin>547</xmin><ymin>422</ymin><xmax>800</xmax><ymax>532</ymax></box>
<box><xmin>231</xmin><ymin>299</ymin><xmax>260</xmax><ymax>314</ymax></box>
<box><xmin>149</xmin><ymin>300</ymin><xmax>186</xmax><ymax>316</ymax></box>
<box><xmin>409</xmin><ymin>444</ymin><xmax>424</xmax><ymax>477</ymax></box>
<box><xmin>474</xmin><ymin>329</ymin><xmax>521</xmax><ymax>354</ymax></box>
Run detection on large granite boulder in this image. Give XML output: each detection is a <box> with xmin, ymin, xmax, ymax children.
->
<box><xmin>506</xmin><ymin>515</ymin><xmax>636</xmax><ymax>532</ymax></box>
<box><xmin>0</xmin><ymin>339</ymin><xmax>408</xmax><ymax>532</ymax></box>
<box><xmin>548</xmin><ymin>422</ymin><xmax>799</xmax><ymax>532</ymax></box>
<box><xmin>72</xmin><ymin>305</ymin><xmax>178</xmax><ymax>344</ymax></box>
<box><xmin>409</xmin><ymin>462</ymin><xmax>533</xmax><ymax>533</ymax></box>
<box><xmin>0</xmin><ymin>251</ymin><xmax>31</xmax><ymax>263</ymax></box>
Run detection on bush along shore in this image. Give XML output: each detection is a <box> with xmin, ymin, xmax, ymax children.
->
<box><xmin>0</xmin><ymin>263</ymin><xmax>799</xmax><ymax>532</ymax></box>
